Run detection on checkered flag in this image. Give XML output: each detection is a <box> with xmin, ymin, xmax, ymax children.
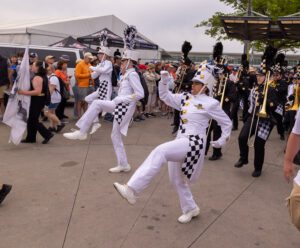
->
<box><xmin>182</xmin><ymin>135</ymin><xmax>204</xmax><ymax>179</ymax></box>
<box><xmin>113</xmin><ymin>102</ymin><xmax>130</xmax><ymax>125</ymax></box>
<box><xmin>97</xmin><ymin>80</ymin><xmax>108</xmax><ymax>100</ymax></box>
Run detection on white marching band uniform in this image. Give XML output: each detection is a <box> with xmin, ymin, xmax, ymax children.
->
<box><xmin>64</xmin><ymin>26</ymin><xmax>144</xmax><ymax>172</ymax></box>
<box><xmin>86</xmin><ymin>60</ymin><xmax>113</xmax><ymax>104</ymax></box>
<box><xmin>67</xmin><ymin>67</ymin><xmax>144</xmax><ymax>169</ymax></box>
<box><xmin>85</xmin><ymin>60</ymin><xmax>113</xmax><ymax>132</ymax></box>
<box><xmin>114</xmin><ymin>65</ymin><xmax>232</xmax><ymax>223</ymax></box>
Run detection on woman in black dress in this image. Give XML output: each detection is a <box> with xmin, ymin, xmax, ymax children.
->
<box><xmin>18</xmin><ymin>61</ymin><xmax>54</xmax><ymax>144</ymax></box>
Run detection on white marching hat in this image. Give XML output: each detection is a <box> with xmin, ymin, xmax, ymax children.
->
<box><xmin>98</xmin><ymin>30</ymin><xmax>112</xmax><ymax>57</ymax></box>
<box><xmin>122</xmin><ymin>26</ymin><xmax>139</xmax><ymax>62</ymax></box>
<box><xmin>192</xmin><ymin>63</ymin><xmax>222</xmax><ymax>96</ymax></box>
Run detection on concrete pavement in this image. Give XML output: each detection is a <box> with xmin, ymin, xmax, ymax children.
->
<box><xmin>0</xmin><ymin>112</ymin><xmax>299</xmax><ymax>248</ymax></box>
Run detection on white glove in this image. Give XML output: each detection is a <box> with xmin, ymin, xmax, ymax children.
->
<box><xmin>89</xmin><ymin>66</ymin><xmax>97</xmax><ymax>72</ymax></box>
<box><xmin>160</xmin><ymin>70</ymin><xmax>169</xmax><ymax>82</ymax></box>
<box><xmin>210</xmin><ymin>139</ymin><xmax>226</xmax><ymax>149</ymax></box>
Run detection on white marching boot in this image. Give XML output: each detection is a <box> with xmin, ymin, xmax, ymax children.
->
<box><xmin>63</xmin><ymin>130</ymin><xmax>87</xmax><ymax>140</ymax></box>
<box><xmin>178</xmin><ymin>207</ymin><xmax>200</xmax><ymax>224</ymax></box>
<box><xmin>90</xmin><ymin>123</ymin><xmax>101</xmax><ymax>135</ymax></box>
<box><xmin>113</xmin><ymin>183</ymin><xmax>137</xmax><ymax>205</ymax></box>
<box><xmin>109</xmin><ymin>164</ymin><xmax>131</xmax><ymax>173</ymax></box>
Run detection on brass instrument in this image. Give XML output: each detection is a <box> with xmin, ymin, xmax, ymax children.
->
<box><xmin>207</xmin><ymin>73</ymin><xmax>228</xmax><ymax>135</ymax></box>
<box><xmin>220</xmin><ymin>74</ymin><xmax>229</xmax><ymax>108</ymax></box>
<box><xmin>175</xmin><ymin>66</ymin><xmax>187</xmax><ymax>93</ymax></box>
<box><xmin>286</xmin><ymin>84</ymin><xmax>300</xmax><ymax>111</ymax></box>
<box><xmin>247</xmin><ymin>71</ymin><xmax>270</xmax><ymax>147</ymax></box>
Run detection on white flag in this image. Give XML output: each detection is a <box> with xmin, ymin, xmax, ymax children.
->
<box><xmin>3</xmin><ymin>47</ymin><xmax>31</xmax><ymax>145</ymax></box>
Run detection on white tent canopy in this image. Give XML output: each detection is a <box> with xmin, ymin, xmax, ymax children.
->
<box><xmin>0</xmin><ymin>15</ymin><xmax>161</xmax><ymax>61</ymax></box>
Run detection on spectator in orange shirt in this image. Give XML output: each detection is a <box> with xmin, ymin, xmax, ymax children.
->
<box><xmin>75</xmin><ymin>52</ymin><xmax>94</xmax><ymax>117</ymax></box>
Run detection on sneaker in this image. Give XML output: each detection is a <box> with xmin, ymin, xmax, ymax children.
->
<box><xmin>56</xmin><ymin>123</ymin><xmax>65</xmax><ymax>133</ymax></box>
<box><xmin>90</xmin><ymin>123</ymin><xmax>101</xmax><ymax>135</ymax></box>
<box><xmin>109</xmin><ymin>164</ymin><xmax>131</xmax><ymax>173</ymax></box>
<box><xmin>178</xmin><ymin>207</ymin><xmax>200</xmax><ymax>224</ymax></box>
<box><xmin>113</xmin><ymin>183</ymin><xmax>137</xmax><ymax>205</ymax></box>
<box><xmin>0</xmin><ymin>184</ymin><xmax>12</xmax><ymax>204</ymax></box>
<box><xmin>48</xmin><ymin>127</ymin><xmax>56</xmax><ymax>132</ymax></box>
<box><xmin>42</xmin><ymin>133</ymin><xmax>54</xmax><ymax>144</ymax></box>
<box><xmin>63</xmin><ymin>130</ymin><xmax>87</xmax><ymax>140</ymax></box>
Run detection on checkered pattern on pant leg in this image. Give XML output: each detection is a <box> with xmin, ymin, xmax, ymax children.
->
<box><xmin>113</xmin><ymin>103</ymin><xmax>130</xmax><ymax>125</ymax></box>
<box><xmin>182</xmin><ymin>135</ymin><xmax>204</xmax><ymax>180</ymax></box>
<box><xmin>97</xmin><ymin>80</ymin><xmax>109</xmax><ymax>100</ymax></box>
<box><xmin>257</xmin><ymin>119</ymin><xmax>272</xmax><ymax>141</ymax></box>
<box><xmin>275</xmin><ymin>103</ymin><xmax>283</xmax><ymax>116</ymax></box>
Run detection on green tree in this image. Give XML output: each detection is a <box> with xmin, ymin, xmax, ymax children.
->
<box><xmin>196</xmin><ymin>0</ymin><xmax>300</xmax><ymax>51</ymax></box>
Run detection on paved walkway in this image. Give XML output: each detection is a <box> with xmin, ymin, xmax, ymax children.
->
<box><xmin>0</xmin><ymin>112</ymin><xmax>299</xmax><ymax>248</ymax></box>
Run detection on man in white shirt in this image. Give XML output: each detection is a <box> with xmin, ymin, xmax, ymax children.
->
<box><xmin>284</xmin><ymin>108</ymin><xmax>300</xmax><ymax>231</ymax></box>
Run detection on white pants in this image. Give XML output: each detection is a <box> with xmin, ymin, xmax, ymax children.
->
<box><xmin>85</xmin><ymin>91</ymin><xmax>101</xmax><ymax>124</ymax></box>
<box><xmin>76</xmin><ymin>99</ymin><xmax>129</xmax><ymax>167</ymax></box>
<box><xmin>127</xmin><ymin>137</ymin><xmax>198</xmax><ymax>214</ymax></box>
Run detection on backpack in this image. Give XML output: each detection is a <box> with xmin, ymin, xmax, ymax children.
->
<box><xmin>43</xmin><ymin>76</ymin><xmax>51</xmax><ymax>106</ymax></box>
<box><xmin>50</xmin><ymin>75</ymin><xmax>70</xmax><ymax>100</ymax></box>
<box><xmin>111</xmin><ymin>65</ymin><xmax>119</xmax><ymax>87</ymax></box>
<box><xmin>136</xmin><ymin>70</ymin><xmax>148</xmax><ymax>104</ymax></box>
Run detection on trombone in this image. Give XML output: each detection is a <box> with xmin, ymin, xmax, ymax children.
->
<box><xmin>206</xmin><ymin>73</ymin><xmax>228</xmax><ymax>135</ymax></box>
<box><xmin>247</xmin><ymin>71</ymin><xmax>271</xmax><ymax>147</ymax></box>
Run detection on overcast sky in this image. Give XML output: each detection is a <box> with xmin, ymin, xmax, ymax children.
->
<box><xmin>0</xmin><ymin>0</ymin><xmax>244</xmax><ymax>52</ymax></box>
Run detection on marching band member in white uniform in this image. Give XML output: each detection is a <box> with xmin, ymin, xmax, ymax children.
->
<box><xmin>84</xmin><ymin>30</ymin><xmax>113</xmax><ymax>134</ymax></box>
<box><xmin>64</xmin><ymin>26</ymin><xmax>144</xmax><ymax>173</ymax></box>
<box><xmin>114</xmin><ymin>64</ymin><xmax>232</xmax><ymax>223</ymax></box>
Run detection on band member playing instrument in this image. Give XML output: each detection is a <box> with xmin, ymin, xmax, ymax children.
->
<box><xmin>234</xmin><ymin>45</ymin><xmax>279</xmax><ymax>177</ymax></box>
<box><xmin>205</xmin><ymin>43</ymin><xmax>236</xmax><ymax>160</ymax></box>
<box><xmin>272</xmin><ymin>53</ymin><xmax>288</xmax><ymax>140</ymax></box>
<box><xmin>286</xmin><ymin>71</ymin><xmax>300</xmax><ymax>134</ymax></box>
<box><xmin>172</xmin><ymin>41</ymin><xmax>196</xmax><ymax>134</ymax></box>
<box><xmin>113</xmin><ymin>63</ymin><xmax>232</xmax><ymax>224</ymax></box>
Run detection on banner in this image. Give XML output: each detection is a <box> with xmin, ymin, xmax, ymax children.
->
<box><xmin>3</xmin><ymin>46</ymin><xmax>31</xmax><ymax>145</ymax></box>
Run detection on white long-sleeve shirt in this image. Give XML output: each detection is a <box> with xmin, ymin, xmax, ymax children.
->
<box><xmin>159</xmin><ymin>77</ymin><xmax>232</xmax><ymax>144</ymax></box>
<box><xmin>113</xmin><ymin>68</ymin><xmax>144</xmax><ymax>136</ymax></box>
<box><xmin>114</xmin><ymin>68</ymin><xmax>144</xmax><ymax>104</ymax></box>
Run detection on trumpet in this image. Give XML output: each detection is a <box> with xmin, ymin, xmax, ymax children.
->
<box><xmin>247</xmin><ymin>71</ymin><xmax>271</xmax><ymax>148</ymax></box>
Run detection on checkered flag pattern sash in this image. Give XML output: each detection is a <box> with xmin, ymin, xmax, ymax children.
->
<box><xmin>257</xmin><ymin>119</ymin><xmax>272</xmax><ymax>141</ymax></box>
<box><xmin>178</xmin><ymin>93</ymin><xmax>190</xmax><ymax>134</ymax></box>
<box><xmin>275</xmin><ymin>103</ymin><xmax>283</xmax><ymax>116</ymax></box>
<box><xmin>113</xmin><ymin>102</ymin><xmax>130</xmax><ymax>125</ymax></box>
<box><xmin>182</xmin><ymin>135</ymin><xmax>204</xmax><ymax>180</ymax></box>
<box><xmin>97</xmin><ymin>80</ymin><xmax>109</xmax><ymax>100</ymax></box>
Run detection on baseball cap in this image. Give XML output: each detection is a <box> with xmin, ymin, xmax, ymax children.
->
<box><xmin>84</xmin><ymin>52</ymin><xmax>94</xmax><ymax>60</ymax></box>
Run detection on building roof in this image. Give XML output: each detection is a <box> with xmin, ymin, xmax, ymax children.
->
<box><xmin>0</xmin><ymin>15</ymin><xmax>158</xmax><ymax>46</ymax></box>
